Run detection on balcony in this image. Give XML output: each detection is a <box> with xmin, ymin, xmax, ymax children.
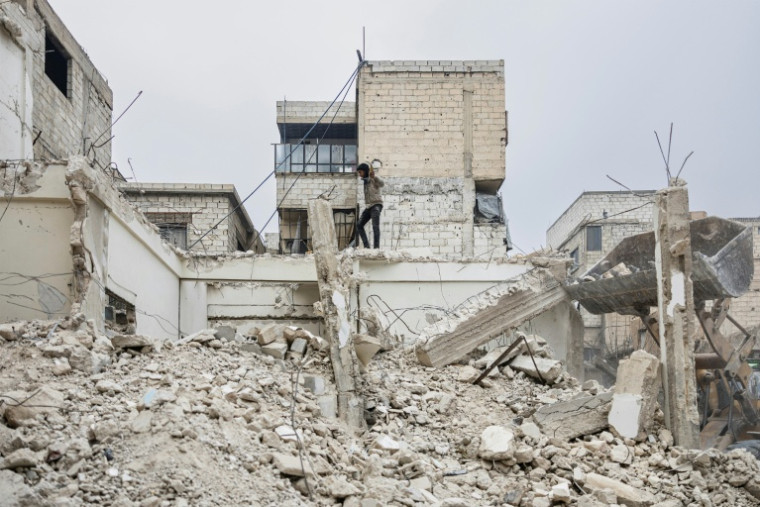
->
<box><xmin>274</xmin><ymin>143</ymin><xmax>357</xmax><ymax>174</ymax></box>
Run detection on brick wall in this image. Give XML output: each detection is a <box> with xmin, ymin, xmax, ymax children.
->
<box><xmin>276</xmin><ymin>101</ymin><xmax>356</xmax><ymax>125</ymax></box>
<box><xmin>357</xmin><ymin>60</ymin><xmax>506</xmax><ymax>183</ymax></box>
<box><xmin>2</xmin><ymin>1</ymin><xmax>113</xmax><ymax>165</ymax></box>
<box><xmin>123</xmin><ymin>191</ymin><xmax>237</xmax><ymax>255</ymax></box>
<box><xmin>474</xmin><ymin>223</ymin><xmax>509</xmax><ymax>258</ymax></box>
<box><xmin>275</xmin><ymin>173</ymin><xmax>356</xmax><ymax>210</ymax></box>
<box><xmin>547</xmin><ymin>191</ymin><xmax>655</xmax><ymax>250</ymax></box>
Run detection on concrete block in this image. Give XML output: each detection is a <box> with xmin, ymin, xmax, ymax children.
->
<box><xmin>258</xmin><ymin>324</ymin><xmax>283</xmax><ymax>346</ymax></box>
<box><xmin>317</xmin><ymin>395</ymin><xmax>338</xmax><ymax>419</ymax></box>
<box><xmin>261</xmin><ymin>342</ymin><xmax>288</xmax><ymax>360</ymax></box>
<box><xmin>609</xmin><ymin>350</ymin><xmax>661</xmax><ymax>439</ymax></box>
<box><xmin>303</xmin><ymin>375</ymin><xmax>325</xmax><ymax>395</ymax></box>
<box><xmin>478</xmin><ymin>425</ymin><xmax>515</xmax><ymax>460</ymax></box>
<box><xmin>509</xmin><ymin>355</ymin><xmax>563</xmax><ymax>385</ymax></box>
<box><xmin>290</xmin><ymin>338</ymin><xmax>308</xmax><ymax>355</ymax></box>
<box><xmin>533</xmin><ymin>393</ymin><xmax>613</xmax><ymax>440</ymax></box>
<box><xmin>583</xmin><ymin>473</ymin><xmax>656</xmax><ymax>507</ymax></box>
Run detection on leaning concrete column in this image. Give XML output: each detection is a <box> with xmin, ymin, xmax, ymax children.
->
<box><xmin>307</xmin><ymin>198</ymin><xmax>365</xmax><ymax>430</ymax></box>
<box><xmin>653</xmin><ymin>179</ymin><xmax>700</xmax><ymax>448</ymax></box>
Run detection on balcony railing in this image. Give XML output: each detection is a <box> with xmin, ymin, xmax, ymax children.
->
<box><xmin>274</xmin><ymin>143</ymin><xmax>357</xmax><ymax>174</ymax></box>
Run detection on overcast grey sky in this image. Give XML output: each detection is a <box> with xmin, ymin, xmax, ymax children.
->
<box><xmin>53</xmin><ymin>1</ymin><xmax>760</xmax><ymax>252</ymax></box>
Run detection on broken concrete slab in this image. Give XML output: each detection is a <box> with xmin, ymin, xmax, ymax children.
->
<box><xmin>584</xmin><ymin>473</ymin><xmax>656</xmax><ymax>507</ymax></box>
<box><xmin>474</xmin><ymin>341</ymin><xmax>526</xmax><ymax>369</ymax></box>
<box><xmin>533</xmin><ymin>392</ymin><xmax>613</xmax><ymax>440</ymax></box>
<box><xmin>257</xmin><ymin>324</ymin><xmax>284</xmax><ymax>346</ymax></box>
<box><xmin>416</xmin><ymin>270</ymin><xmax>569</xmax><ymax>368</ymax></box>
<box><xmin>261</xmin><ymin>342</ymin><xmax>288</xmax><ymax>359</ymax></box>
<box><xmin>303</xmin><ymin>375</ymin><xmax>325</xmax><ymax>396</ymax></box>
<box><xmin>609</xmin><ymin>350</ymin><xmax>661</xmax><ymax>439</ymax></box>
<box><xmin>509</xmin><ymin>355</ymin><xmax>563</xmax><ymax>384</ymax></box>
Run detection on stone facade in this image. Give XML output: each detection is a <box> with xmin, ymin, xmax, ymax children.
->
<box><xmin>1</xmin><ymin>0</ymin><xmax>113</xmax><ymax>165</ymax></box>
<box><xmin>120</xmin><ymin>183</ymin><xmax>263</xmax><ymax>255</ymax></box>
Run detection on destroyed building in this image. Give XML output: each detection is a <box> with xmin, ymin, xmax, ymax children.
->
<box><xmin>4</xmin><ymin>2</ymin><xmax>760</xmax><ymax>505</ymax></box>
<box><xmin>0</xmin><ymin>0</ymin><xmax>113</xmax><ymax>169</ymax></box>
<box><xmin>548</xmin><ymin>190</ymin><xmax>760</xmax><ymax>384</ymax></box>
<box><xmin>119</xmin><ymin>182</ymin><xmax>265</xmax><ymax>255</ymax></box>
<box><xmin>271</xmin><ymin>61</ymin><xmax>512</xmax><ymax>258</ymax></box>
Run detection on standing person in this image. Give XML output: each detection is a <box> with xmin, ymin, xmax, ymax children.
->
<box><xmin>356</xmin><ymin>162</ymin><xmax>384</xmax><ymax>249</ymax></box>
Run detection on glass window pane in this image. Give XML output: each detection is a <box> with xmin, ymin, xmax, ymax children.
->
<box><xmin>291</xmin><ymin>164</ymin><xmax>303</xmax><ymax>173</ymax></box>
<box><xmin>305</xmin><ymin>164</ymin><xmax>317</xmax><ymax>173</ymax></box>
<box><xmin>331</xmin><ymin>145</ymin><xmax>343</xmax><ymax>164</ymax></box>
<box><xmin>291</xmin><ymin>144</ymin><xmax>304</xmax><ymax>164</ymax></box>
<box><xmin>586</xmin><ymin>226</ymin><xmax>602</xmax><ymax>251</ymax></box>
<box><xmin>331</xmin><ymin>165</ymin><xmax>344</xmax><ymax>173</ymax></box>
<box><xmin>344</xmin><ymin>145</ymin><xmax>357</xmax><ymax>164</ymax></box>
<box><xmin>304</xmin><ymin>145</ymin><xmax>317</xmax><ymax>164</ymax></box>
<box><xmin>318</xmin><ymin>144</ymin><xmax>330</xmax><ymax>164</ymax></box>
<box><xmin>275</xmin><ymin>145</ymin><xmax>290</xmax><ymax>172</ymax></box>
<box><xmin>318</xmin><ymin>165</ymin><xmax>331</xmax><ymax>173</ymax></box>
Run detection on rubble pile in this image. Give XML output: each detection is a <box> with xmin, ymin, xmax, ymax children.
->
<box><xmin>1</xmin><ymin>318</ymin><xmax>760</xmax><ymax>506</ymax></box>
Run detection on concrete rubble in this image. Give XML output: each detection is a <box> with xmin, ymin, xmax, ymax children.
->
<box><xmin>1</xmin><ymin>317</ymin><xmax>760</xmax><ymax>506</ymax></box>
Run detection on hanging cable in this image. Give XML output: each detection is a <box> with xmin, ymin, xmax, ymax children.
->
<box><xmin>188</xmin><ymin>61</ymin><xmax>365</xmax><ymax>251</ymax></box>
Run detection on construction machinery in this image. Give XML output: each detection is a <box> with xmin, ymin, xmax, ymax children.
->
<box><xmin>564</xmin><ymin>216</ymin><xmax>760</xmax><ymax>450</ymax></box>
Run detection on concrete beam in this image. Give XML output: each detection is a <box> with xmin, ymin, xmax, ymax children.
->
<box><xmin>307</xmin><ymin>198</ymin><xmax>364</xmax><ymax>430</ymax></box>
<box><xmin>654</xmin><ymin>180</ymin><xmax>700</xmax><ymax>448</ymax></box>
<box><xmin>416</xmin><ymin>270</ymin><xmax>569</xmax><ymax>368</ymax></box>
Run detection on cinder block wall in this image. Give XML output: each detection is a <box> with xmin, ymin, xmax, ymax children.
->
<box><xmin>2</xmin><ymin>0</ymin><xmax>113</xmax><ymax>164</ymax></box>
<box><xmin>124</xmin><ymin>190</ymin><xmax>238</xmax><ymax>255</ymax></box>
<box><xmin>275</xmin><ymin>173</ymin><xmax>356</xmax><ymax>210</ymax></box>
<box><xmin>355</xmin><ymin>60</ymin><xmax>508</xmax><ymax>257</ymax></box>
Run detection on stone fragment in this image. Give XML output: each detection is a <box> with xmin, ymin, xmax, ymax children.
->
<box><xmin>257</xmin><ymin>324</ymin><xmax>283</xmax><ymax>346</ymax></box>
<box><xmin>354</xmin><ymin>334</ymin><xmax>382</xmax><ymax>366</ymax></box>
<box><xmin>457</xmin><ymin>366</ymin><xmax>480</xmax><ymax>383</ymax></box>
<box><xmin>213</xmin><ymin>325</ymin><xmax>236</xmax><ymax>342</ymax></box>
<box><xmin>474</xmin><ymin>342</ymin><xmax>526</xmax><ymax>369</ymax></box>
<box><xmin>96</xmin><ymin>379</ymin><xmax>124</xmax><ymax>394</ymax></box>
<box><xmin>584</xmin><ymin>473</ymin><xmax>655</xmax><ymax>507</ymax></box>
<box><xmin>478</xmin><ymin>425</ymin><xmax>515</xmax><ymax>460</ymax></box>
<box><xmin>0</xmin><ymin>324</ymin><xmax>19</xmax><ymax>341</ymax></box>
<box><xmin>610</xmin><ymin>444</ymin><xmax>633</xmax><ymax>465</ymax></box>
<box><xmin>514</xmin><ymin>444</ymin><xmax>534</xmax><ymax>463</ymax></box>
<box><xmin>521</xmin><ymin>421</ymin><xmax>543</xmax><ymax>440</ymax></box>
<box><xmin>318</xmin><ymin>395</ymin><xmax>338</xmax><ymax>419</ymax></box>
<box><xmin>609</xmin><ymin>350</ymin><xmax>661</xmax><ymax>439</ymax></box>
<box><xmin>372</xmin><ymin>435</ymin><xmax>401</xmax><ymax>452</ymax></box>
<box><xmin>130</xmin><ymin>411</ymin><xmax>153</xmax><ymax>433</ymax></box>
<box><xmin>289</xmin><ymin>337</ymin><xmax>308</xmax><ymax>355</ymax></box>
<box><xmin>326</xmin><ymin>476</ymin><xmax>361</xmax><ymax>498</ymax></box>
<box><xmin>509</xmin><ymin>355</ymin><xmax>563</xmax><ymax>384</ymax></box>
<box><xmin>552</xmin><ymin>482</ymin><xmax>571</xmax><ymax>503</ymax></box>
<box><xmin>272</xmin><ymin>452</ymin><xmax>326</xmax><ymax>477</ymax></box>
<box><xmin>303</xmin><ymin>375</ymin><xmax>325</xmax><ymax>395</ymax></box>
<box><xmin>2</xmin><ymin>386</ymin><xmax>65</xmax><ymax>428</ymax></box>
<box><xmin>533</xmin><ymin>393</ymin><xmax>612</xmax><ymax>440</ymax></box>
<box><xmin>112</xmin><ymin>334</ymin><xmax>153</xmax><ymax>350</ymax></box>
<box><xmin>0</xmin><ymin>448</ymin><xmax>38</xmax><ymax>469</ymax></box>
<box><xmin>261</xmin><ymin>342</ymin><xmax>288</xmax><ymax>359</ymax></box>
<box><xmin>0</xmin><ymin>469</ymin><xmax>32</xmax><ymax>506</ymax></box>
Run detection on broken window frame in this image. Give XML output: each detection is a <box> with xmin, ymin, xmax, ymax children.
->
<box><xmin>44</xmin><ymin>30</ymin><xmax>71</xmax><ymax>98</ymax></box>
<box><xmin>586</xmin><ymin>225</ymin><xmax>602</xmax><ymax>252</ymax></box>
<box><xmin>278</xmin><ymin>208</ymin><xmax>356</xmax><ymax>254</ymax></box>
<box><xmin>105</xmin><ymin>289</ymin><xmax>136</xmax><ymax>334</ymax></box>
<box><xmin>570</xmin><ymin>247</ymin><xmax>580</xmax><ymax>272</ymax></box>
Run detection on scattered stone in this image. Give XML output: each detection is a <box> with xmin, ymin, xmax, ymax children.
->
<box><xmin>303</xmin><ymin>375</ymin><xmax>325</xmax><ymax>395</ymax></box>
<box><xmin>261</xmin><ymin>342</ymin><xmax>288</xmax><ymax>359</ymax></box>
<box><xmin>533</xmin><ymin>393</ymin><xmax>613</xmax><ymax>440</ymax></box>
<box><xmin>272</xmin><ymin>452</ymin><xmax>327</xmax><ymax>477</ymax></box>
<box><xmin>509</xmin><ymin>355</ymin><xmax>563</xmax><ymax>384</ymax></box>
<box><xmin>112</xmin><ymin>334</ymin><xmax>153</xmax><ymax>351</ymax></box>
<box><xmin>0</xmin><ymin>448</ymin><xmax>38</xmax><ymax>469</ymax></box>
<box><xmin>354</xmin><ymin>334</ymin><xmax>382</xmax><ymax>366</ymax></box>
<box><xmin>130</xmin><ymin>411</ymin><xmax>153</xmax><ymax>433</ymax></box>
<box><xmin>584</xmin><ymin>473</ymin><xmax>656</xmax><ymax>507</ymax></box>
<box><xmin>478</xmin><ymin>425</ymin><xmax>515</xmax><ymax>460</ymax></box>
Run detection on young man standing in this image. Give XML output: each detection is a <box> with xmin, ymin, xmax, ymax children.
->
<box><xmin>356</xmin><ymin>162</ymin><xmax>384</xmax><ymax>249</ymax></box>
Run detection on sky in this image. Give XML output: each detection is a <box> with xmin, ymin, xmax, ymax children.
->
<box><xmin>51</xmin><ymin>1</ymin><xmax>760</xmax><ymax>253</ymax></box>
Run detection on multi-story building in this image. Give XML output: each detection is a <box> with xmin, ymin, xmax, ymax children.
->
<box><xmin>120</xmin><ymin>183</ymin><xmax>264</xmax><ymax>255</ymax></box>
<box><xmin>1</xmin><ymin>0</ymin><xmax>113</xmax><ymax>168</ymax></box>
<box><xmin>270</xmin><ymin>60</ymin><xmax>512</xmax><ymax>258</ymax></box>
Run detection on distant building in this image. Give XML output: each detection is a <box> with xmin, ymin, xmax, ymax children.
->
<box><xmin>270</xmin><ymin>60</ymin><xmax>512</xmax><ymax>257</ymax></box>
<box><xmin>120</xmin><ymin>183</ymin><xmax>264</xmax><ymax>255</ymax></box>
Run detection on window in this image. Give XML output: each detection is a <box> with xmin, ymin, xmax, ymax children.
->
<box><xmin>105</xmin><ymin>289</ymin><xmax>135</xmax><ymax>334</ymax></box>
<box><xmin>570</xmin><ymin>247</ymin><xmax>579</xmax><ymax>267</ymax></box>
<box><xmin>586</xmin><ymin>225</ymin><xmax>602</xmax><ymax>251</ymax></box>
<box><xmin>159</xmin><ymin>224</ymin><xmax>188</xmax><ymax>250</ymax></box>
<box><xmin>275</xmin><ymin>143</ymin><xmax>357</xmax><ymax>173</ymax></box>
<box><xmin>45</xmin><ymin>31</ymin><xmax>70</xmax><ymax>97</ymax></box>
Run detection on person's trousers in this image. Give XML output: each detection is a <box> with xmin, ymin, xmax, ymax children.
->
<box><xmin>358</xmin><ymin>204</ymin><xmax>383</xmax><ymax>249</ymax></box>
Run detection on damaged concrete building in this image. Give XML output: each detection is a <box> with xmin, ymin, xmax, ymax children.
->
<box><xmin>119</xmin><ymin>183</ymin><xmax>265</xmax><ymax>255</ymax></box>
<box><xmin>548</xmin><ymin>190</ymin><xmax>760</xmax><ymax>384</ymax></box>
<box><xmin>271</xmin><ymin>60</ymin><xmax>512</xmax><ymax>258</ymax></box>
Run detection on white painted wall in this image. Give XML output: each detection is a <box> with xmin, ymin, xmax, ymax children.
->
<box><xmin>0</xmin><ymin>25</ymin><xmax>32</xmax><ymax>159</ymax></box>
<box><xmin>107</xmin><ymin>218</ymin><xmax>180</xmax><ymax>339</ymax></box>
<box><xmin>180</xmin><ymin>280</ymin><xmax>207</xmax><ymax>335</ymax></box>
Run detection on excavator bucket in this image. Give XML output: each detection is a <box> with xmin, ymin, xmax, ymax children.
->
<box><xmin>565</xmin><ymin>217</ymin><xmax>754</xmax><ymax>315</ymax></box>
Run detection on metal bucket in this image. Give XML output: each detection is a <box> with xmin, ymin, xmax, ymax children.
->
<box><xmin>564</xmin><ymin>217</ymin><xmax>754</xmax><ymax>315</ymax></box>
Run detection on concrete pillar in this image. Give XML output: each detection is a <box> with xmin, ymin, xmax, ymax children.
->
<box><xmin>307</xmin><ymin>198</ymin><xmax>365</xmax><ymax>430</ymax></box>
<box><xmin>653</xmin><ymin>180</ymin><xmax>700</xmax><ymax>448</ymax></box>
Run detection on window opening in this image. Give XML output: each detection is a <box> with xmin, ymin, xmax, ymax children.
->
<box><xmin>45</xmin><ymin>31</ymin><xmax>70</xmax><ymax>97</ymax></box>
<box><xmin>586</xmin><ymin>225</ymin><xmax>602</xmax><ymax>251</ymax></box>
<box><xmin>105</xmin><ymin>289</ymin><xmax>135</xmax><ymax>335</ymax></box>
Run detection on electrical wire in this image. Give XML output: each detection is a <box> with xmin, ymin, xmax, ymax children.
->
<box><xmin>188</xmin><ymin>61</ymin><xmax>366</xmax><ymax>251</ymax></box>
